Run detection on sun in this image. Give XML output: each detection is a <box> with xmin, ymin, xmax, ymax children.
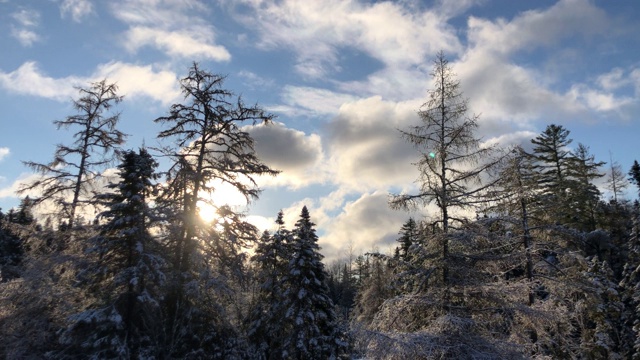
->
<box><xmin>197</xmin><ymin>181</ymin><xmax>248</xmax><ymax>222</ymax></box>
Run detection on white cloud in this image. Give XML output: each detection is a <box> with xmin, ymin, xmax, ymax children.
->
<box><xmin>319</xmin><ymin>191</ymin><xmax>419</xmax><ymax>262</ymax></box>
<box><xmin>0</xmin><ymin>62</ymin><xmax>80</xmax><ymax>100</ymax></box>
<box><xmin>237</xmin><ymin>70</ymin><xmax>275</xmax><ymax>90</ymax></box>
<box><xmin>567</xmin><ymin>84</ymin><xmax>634</xmax><ymax>112</ymax></box>
<box><xmin>95</xmin><ymin>62</ymin><xmax>181</xmax><ymax>105</ymax></box>
<box><xmin>0</xmin><ymin>61</ymin><xmax>180</xmax><ymax>105</ymax></box>
<box><xmin>280</xmin><ymin>86</ymin><xmax>359</xmax><ymax>116</ymax></box>
<box><xmin>234</xmin><ymin>0</ymin><xmax>461</xmax><ymax>78</ymax></box>
<box><xmin>0</xmin><ymin>148</ymin><xmax>9</xmax><ymax>162</ymax></box>
<box><xmin>11</xmin><ymin>8</ymin><xmax>40</xmax><ymax>27</ymax></box>
<box><xmin>59</xmin><ymin>0</ymin><xmax>94</xmax><ymax>22</ymax></box>
<box><xmin>325</xmin><ymin>96</ymin><xmax>421</xmax><ymax>191</ymax></box>
<box><xmin>466</xmin><ymin>0</ymin><xmax>609</xmax><ymax>57</ymax></box>
<box><xmin>10</xmin><ymin>8</ymin><xmax>41</xmax><ymax>46</ymax></box>
<box><xmin>111</xmin><ymin>0</ymin><xmax>231</xmax><ymax>62</ymax></box>
<box><xmin>10</xmin><ymin>28</ymin><xmax>39</xmax><ymax>47</ymax></box>
<box><xmin>124</xmin><ymin>26</ymin><xmax>231</xmax><ymax>61</ymax></box>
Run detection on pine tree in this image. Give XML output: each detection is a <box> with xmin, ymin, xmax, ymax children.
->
<box><xmin>528</xmin><ymin>124</ymin><xmax>575</xmax><ymax>224</ymax></box>
<box><xmin>390</xmin><ymin>51</ymin><xmax>499</xmax><ymax>285</ymax></box>
<box><xmin>20</xmin><ymin>80</ymin><xmax>126</xmax><ymax>229</ymax></box>
<box><xmin>55</xmin><ymin>148</ymin><xmax>166</xmax><ymax>358</ymax></box>
<box><xmin>566</xmin><ymin>143</ymin><xmax>605</xmax><ymax>232</ymax></box>
<box><xmin>280</xmin><ymin>206</ymin><xmax>346</xmax><ymax>359</ymax></box>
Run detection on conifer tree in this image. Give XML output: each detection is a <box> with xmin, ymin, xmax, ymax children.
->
<box><xmin>630</xmin><ymin>160</ymin><xmax>640</xmax><ymax>197</ymax></box>
<box><xmin>606</xmin><ymin>154</ymin><xmax>629</xmax><ymax>203</ymax></box>
<box><xmin>390</xmin><ymin>51</ymin><xmax>498</xmax><ymax>285</ymax></box>
<box><xmin>394</xmin><ymin>218</ymin><xmax>419</xmax><ymax>262</ymax></box>
<box><xmin>280</xmin><ymin>206</ymin><xmax>346</xmax><ymax>359</ymax></box>
<box><xmin>155</xmin><ymin>62</ymin><xmax>279</xmax><ymax>275</ymax></box>
<box><xmin>247</xmin><ymin>211</ymin><xmax>292</xmax><ymax>359</ymax></box>
<box><xmin>528</xmin><ymin>124</ymin><xmax>575</xmax><ymax>224</ymax></box>
<box><xmin>55</xmin><ymin>148</ymin><xmax>166</xmax><ymax>358</ymax></box>
<box><xmin>566</xmin><ymin>144</ymin><xmax>604</xmax><ymax>232</ymax></box>
<box><xmin>154</xmin><ymin>63</ymin><xmax>278</xmax><ymax>357</ymax></box>
<box><xmin>20</xmin><ymin>80</ymin><xmax>126</xmax><ymax>229</ymax></box>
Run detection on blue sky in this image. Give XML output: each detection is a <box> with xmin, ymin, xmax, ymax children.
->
<box><xmin>1</xmin><ymin>0</ymin><xmax>639</xmax><ymax>261</ymax></box>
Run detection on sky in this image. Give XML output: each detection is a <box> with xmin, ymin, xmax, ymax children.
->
<box><xmin>1</xmin><ymin>0</ymin><xmax>639</xmax><ymax>262</ymax></box>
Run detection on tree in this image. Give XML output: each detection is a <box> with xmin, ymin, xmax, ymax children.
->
<box><xmin>279</xmin><ymin>206</ymin><xmax>347</xmax><ymax>359</ymax></box>
<box><xmin>155</xmin><ymin>62</ymin><xmax>279</xmax><ymax>275</ymax></box>
<box><xmin>630</xmin><ymin>160</ymin><xmax>640</xmax><ymax>197</ymax></box>
<box><xmin>390</xmin><ymin>51</ymin><xmax>498</xmax><ymax>284</ymax></box>
<box><xmin>566</xmin><ymin>143</ymin><xmax>605</xmax><ymax>232</ymax></box>
<box><xmin>606</xmin><ymin>153</ymin><xmax>629</xmax><ymax>203</ymax></box>
<box><xmin>54</xmin><ymin>148</ymin><xmax>166</xmax><ymax>358</ymax></box>
<box><xmin>394</xmin><ymin>218</ymin><xmax>419</xmax><ymax>262</ymax></box>
<box><xmin>528</xmin><ymin>124</ymin><xmax>575</xmax><ymax>224</ymax></box>
<box><xmin>246</xmin><ymin>211</ymin><xmax>293</xmax><ymax>359</ymax></box>
<box><xmin>20</xmin><ymin>80</ymin><xmax>126</xmax><ymax>229</ymax></box>
<box><xmin>154</xmin><ymin>63</ymin><xmax>278</xmax><ymax>357</ymax></box>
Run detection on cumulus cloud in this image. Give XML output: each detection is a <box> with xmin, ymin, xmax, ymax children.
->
<box><xmin>59</xmin><ymin>0</ymin><xmax>94</xmax><ymax>22</ymax></box>
<box><xmin>0</xmin><ymin>61</ymin><xmax>180</xmax><ymax>105</ymax></box>
<box><xmin>325</xmin><ymin>96</ymin><xmax>421</xmax><ymax>191</ymax></box>
<box><xmin>248</xmin><ymin>122</ymin><xmax>327</xmax><ymax>188</ymax></box>
<box><xmin>111</xmin><ymin>0</ymin><xmax>231</xmax><ymax>62</ymax></box>
<box><xmin>0</xmin><ymin>62</ymin><xmax>80</xmax><ymax>100</ymax></box>
<box><xmin>319</xmin><ymin>191</ymin><xmax>420</xmax><ymax>262</ymax></box>
<box><xmin>94</xmin><ymin>62</ymin><xmax>181</xmax><ymax>105</ymax></box>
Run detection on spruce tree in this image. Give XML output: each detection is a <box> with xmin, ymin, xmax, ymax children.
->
<box><xmin>280</xmin><ymin>206</ymin><xmax>346</xmax><ymax>359</ymax></box>
<box><xmin>247</xmin><ymin>211</ymin><xmax>292</xmax><ymax>359</ymax></box>
<box><xmin>630</xmin><ymin>160</ymin><xmax>640</xmax><ymax>197</ymax></box>
<box><xmin>55</xmin><ymin>148</ymin><xmax>166</xmax><ymax>358</ymax></box>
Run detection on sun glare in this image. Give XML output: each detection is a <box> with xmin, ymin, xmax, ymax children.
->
<box><xmin>197</xmin><ymin>181</ymin><xmax>248</xmax><ymax>223</ymax></box>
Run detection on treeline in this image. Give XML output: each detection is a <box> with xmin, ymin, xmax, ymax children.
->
<box><xmin>1</xmin><ymin>55</ymin><xmax>640</xmax><ymax>359</ymax></box>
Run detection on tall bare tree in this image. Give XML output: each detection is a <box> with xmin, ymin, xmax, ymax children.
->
<box><xmin>390</xmin><ymin>51</ymin><xmax>498</xmax><ymax>284</ymax></box>
<box><xmin>19</xmin><ymin>80</ymin><xmax>126</xmax><ymax>229</ymax></box>
<box><xmin>156</xmin><ymin>62</ymin><xmax>279</xmax><ymax>274</ymax></box>
<box><xmin>606</xmin><ymin>153</ymin><xmax>629</xmax><ymax>203</ymax></box>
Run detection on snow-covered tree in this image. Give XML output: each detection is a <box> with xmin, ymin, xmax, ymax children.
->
<box><xmin>390</xmin><ymin>51</ymin><xmax>499</xmax><ymax>285</ymax></box>
<box><xmin>246</xmin><ymin>211</ymin><xmax>293</xmax><ymax>359</ymax></box>
<box><xmin>279</xmin><ymin>206</ymin><xmax>347</xmax><ymax>359</ymax></box>
<box><xmin>20</xmin><ymin>80</ymin><xmax>126</xmax><ymax>229</ymax></box>
<box><xmin>54</xmin><ymin>148</ymin><xmax>167</xmax><ymax>358</ymax></box>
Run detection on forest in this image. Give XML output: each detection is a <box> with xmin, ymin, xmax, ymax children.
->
<box><xmin>2</xmin><ymin>54</ymin><xmax>640</xmax><ymax>359</ymax></box>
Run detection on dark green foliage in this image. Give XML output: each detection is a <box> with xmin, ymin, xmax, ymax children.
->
<box><xmin>54</xmin><ymin>148</ymin><xmax>166</xmax><ymax>359</ymax></box>
<box><xmin>279</xmin><ymin>206</ymin><xmax>347</xmax><ymax>359</ymax></box>
<box><xmin>630</xmin><ymin>160</ymin><xmax>640</xmax><ymax>197</ymax></box>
